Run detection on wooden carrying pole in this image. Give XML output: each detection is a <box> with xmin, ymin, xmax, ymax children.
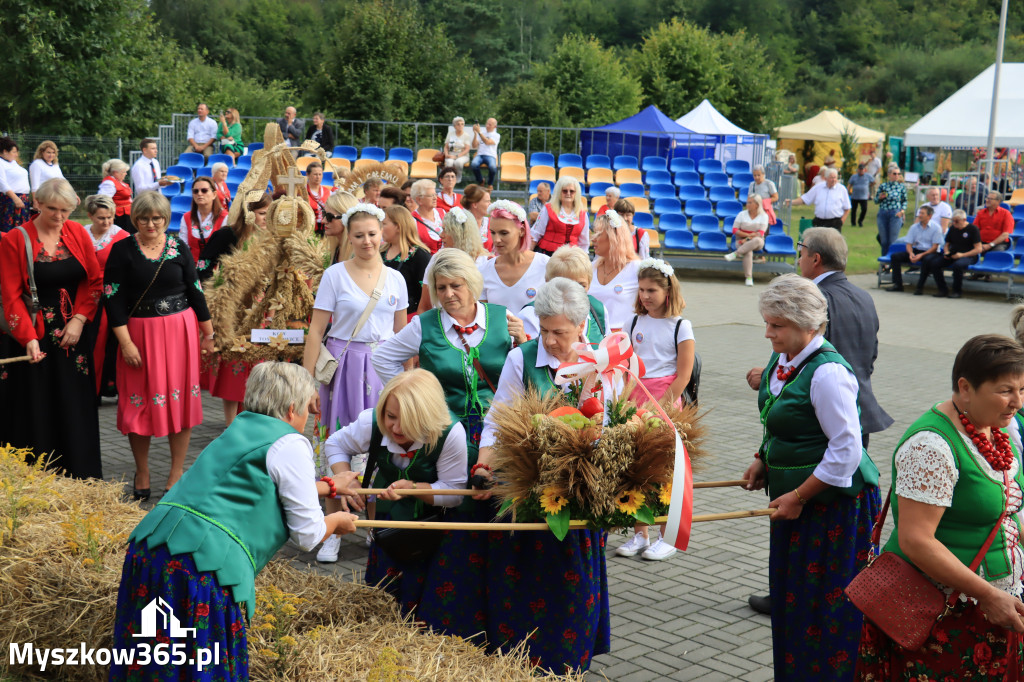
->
<box><xmin>350</xmin><ymin>480</ymin><xmax>750</xmax><ymax>496</ymax></box>
<box><xmin>0</xmin><ymin>355</ymin><xmax>32</xmax><ymax>365</ymax></box>
<box><xmin>354</xmin><ymin>509</ymin><xmax>773</xmax><ymax>531</ymax></box>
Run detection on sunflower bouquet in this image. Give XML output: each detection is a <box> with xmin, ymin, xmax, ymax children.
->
<box><xmin>488</xmin><ymin>387</ymin><xmax>705</xmax><ymax>539</ymax></box>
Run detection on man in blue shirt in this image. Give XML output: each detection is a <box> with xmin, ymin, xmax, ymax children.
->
<box><xmin>885</xmin><ymin>205</ymin><xmax>944</xmax><ymax>293</ymax></box>
<box><xmin>846</xmin><ymin>164</ymin><xmax>872</xmax><ymax>228</ymax></box>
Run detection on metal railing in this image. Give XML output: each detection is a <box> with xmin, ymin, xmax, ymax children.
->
<box><xmin>10</xmin><ymin>134</ymin><xmax>144</xmax><ymax>205</ymax></box>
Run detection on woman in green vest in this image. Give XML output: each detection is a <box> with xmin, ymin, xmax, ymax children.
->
<box><xmin>110</xmin><ymin>362</ymin><xmax>359</xmax><ymax>681</ymax></box>
<box><xmin>473</xmin><ymin>277</ymin><xmax>611</xmax><ymax>673</ymax></box>
<box><xmin>741</xmin><ymin>274</ymin><xmax>880</xmax><ymax>682</ymax></box>
<box><xmin>856</xmin><ymin>334</ymin><xmax>1024</xmax><ymax>679</ymax></box>
<box><xmin>516</xmin><ymin>244</ymin><xmax>608</xmax><ymax>344</ymax></box>
<box><xmin>323</xmin><ymin>369</ymin><xmax>468</xmax><ymax>614</ymax></box>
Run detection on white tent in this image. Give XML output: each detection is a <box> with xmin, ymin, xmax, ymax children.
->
<box><xmin>674</xmin><ymin>99</ymin><xmax>767</xmax><ymax>165</ymax></box>
<box><xmin>904</xmin><ymin>63</ymin><xmax>1024</xmax><ymax>147</ymax></box>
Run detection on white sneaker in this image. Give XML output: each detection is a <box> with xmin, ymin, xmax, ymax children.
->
<box><xmin>745</xmin><ymin>277</ymin><xmax>754</xmax><ymax>287</ymax></box>
<box><xmin>723</xmin><ymin>252</ymin><xmax>737</xmax><ymax>262</ymax></box>
<box><xmin>641</xmin><ymin>538</ymin><xmax>677</xmax><ymax>561</ymax></box>
<box><xmin>615</xmin><ymin>532</ymin><xmax>650</xmax><ymax>557</ymax></box>
<box><xmin>316</xmin><ymin>534</ymin><xmax>341</xmax><ymax>562</ymax></box>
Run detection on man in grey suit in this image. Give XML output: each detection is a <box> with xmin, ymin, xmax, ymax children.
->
<box><xmin>745</xmin><ymin>227</ymin><xmax>892</xmax><ymax>614</ymax></box>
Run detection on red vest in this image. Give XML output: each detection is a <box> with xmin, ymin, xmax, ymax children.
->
<box><xmin>184</xmin><ymin>210</ymin><xmax>227</xmax><ymax>264</ymax></box>
<box><xmin>216</xmin><ymin>181</ymin><xmax>232</xmax><ymax>209</ymax></box>
<box><xmin>104</xmin><ymin>175</ymin><xmax>133</xmax><ymax>216</ymax></box>
<box><xmin>536</xmin><ymin>204</ymin><xmax>585</xmax><ymax>251</ymax></box>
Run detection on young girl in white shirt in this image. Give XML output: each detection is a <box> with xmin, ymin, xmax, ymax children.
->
<box><xmin>617</xmin><ymin>258</ymin><xmax>696</xmax><ymax>562</ymax></box>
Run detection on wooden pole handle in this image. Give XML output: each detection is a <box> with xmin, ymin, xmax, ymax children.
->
<box><xmin>0</xmin><ymin>354</ymin><xmax>32</xmax><ymax>365</ymax></box>
<box><xmin>348</xmin><ymin>480</ymin><xmax>750</xmax><ymax>497</ymax></box>
<box><xmin>353</xmin><ymin>508</ymin><xmax>773</xmax><ymax>531</ymax></box>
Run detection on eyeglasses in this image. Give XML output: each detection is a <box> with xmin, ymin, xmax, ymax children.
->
<box><xmin>796</xmin><ymin>241</ymin><xmax>806</xmax><ymax>249</ymax></box>
<box><xmin>192</xmin><ymin>188</ymin><xmax>211</xmax><ymax>194</ymax></box>
<box><xmin>562</xmin><ymin>189</ymin><xmax>576</xmax><ymax>195</ymax></box>
<box><xmin>136</xmin><ymin>216</ymin><xmax>166</xmax><ymax>225</ymax></box>
<box><xmin>324</xmin><ymin>212</ymin><xmax>341</xmax><ymax>222</ymax></box>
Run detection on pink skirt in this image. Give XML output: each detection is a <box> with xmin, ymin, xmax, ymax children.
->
<box><xmin>629</xmin><ymin>374</ymin><xmax>681</xmax><ymax>408</ymax></box>
<box><xmin>116</xmin><ymin>309</ymin><xmax>203</xmax><ymax>437</ymax></box>
<box><xmin>210</xmin><ymin>357</ymin><xmax>252</xmax><ymax>403</ymax></box>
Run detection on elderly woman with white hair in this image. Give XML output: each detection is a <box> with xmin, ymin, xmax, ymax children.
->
<box><xmin>597</xmin><ymin>185</ymin><xmax>620</xmax><ymax>217</ymax></box>
<box><xmin>110</xmin><ymin>362</ymin><xmax>359</xmax><ymax>682</ymax></box>
<box><xmin>473</xmin><ymin>277</ymin><xmax>611</xmax><ymax>672</ymax></box>
<box><xmin>409</xmin><ymin>178</ymin><xmax>444</xmax><ymax>253</ymax></box>
<box><xmin>415</xmin><ymin>205</ymin><xmax>491</xmax><ymax>314</ymax></box>
<box><xmin>211</xmin><ymin>162</ymin><xmax>232</xmax><ymax>209</ymax></box>
<box><xmin>517</xmin><ymin>244</ymin><xmax>607</xmax><ymax>343</ymax></box>
<box><xmin>443</xmin><ymin>116</ymin><xmax>474</xmax><ymax>183</ymax></box>
<box><xmin>531</xmin><ymin>176</ymin><xmax>589</xmax><ymax>256</ymax></box>
<box><xmin>98</xmin><ymin>158</ymin><xmax>134</xmax><ymax>233</ymax></box>
<box><xmin>741</xmin><ymin>274</ymin><xmax>880</xmax><ymax>682</ymax></box>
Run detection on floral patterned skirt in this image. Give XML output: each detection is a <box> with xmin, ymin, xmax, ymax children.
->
<box><xmin>0</xmin><ymin>193</ymin><xmax>30</xmax><ymax>233</ymax></box>
<box><xmin>856</xmin><ymin>600</ymin><xmax>1023</xmax><ymax>681</ymax></box>
<box><xmin>364</xmin><ymin>510</ymin><xmax>434</xmax><ymax>616</ymax></box>
<box><xmin>769</xmin><ymin>486</ymin><xmax>880</xmax><ymax>681</ymax></box>
<box><xmin>210</xmin><ymin>357</ymin><xmax>252</xmax><ymax>403</ymax></box>
<box><xmin>110</xmin><ymin>540</ymin><xmax>247</xmax><ymax>682</ymax></box>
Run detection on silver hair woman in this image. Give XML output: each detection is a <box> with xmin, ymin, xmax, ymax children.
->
<box><xmin>741</xmin><ymin>273</ymin><xmax>880</xmax><ymax>680</ymax></box>
<box><xmin>98</xmin><ymin>158</ymin><xmax>134</xmax><ymax>231</ymax></box>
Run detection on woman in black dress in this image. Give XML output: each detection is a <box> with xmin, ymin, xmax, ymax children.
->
<box><xmin>381</xmin><ymin>205</ymin><xmax>430</xmax><ymax>321</ymax></box>
<box><xmin>0</xmin><ymin>178</ymin><xmax>104</xmax><ymax>478</ymax></box>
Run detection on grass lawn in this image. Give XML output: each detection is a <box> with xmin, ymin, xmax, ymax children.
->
<box><xmin>783</xmin><ymin>203</ymin><xmax>890</xmax><ymax>274</ymax></box>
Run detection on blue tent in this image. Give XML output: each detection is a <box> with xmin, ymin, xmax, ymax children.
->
<box><xmin>580</xmin><ymin>105</ymin><xmax>716</xmax><ymax>161</ymax></box>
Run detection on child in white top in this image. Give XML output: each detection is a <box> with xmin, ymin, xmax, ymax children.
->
<box><xmin>617</xmin><ymin>257</ymin><xmax>696</xmax><ymax>563</ymax></box>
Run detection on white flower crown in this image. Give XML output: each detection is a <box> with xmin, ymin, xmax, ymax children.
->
<box><xmin>604</xmin><ymin>209</ymin><xmax>624</xmax><ymax>229</ymax></box>
<box><xmin>637</xmin><ymin>257</ymin><xmax>675</xmax><ymax>279</ymax></box>
<box><xmin>341</xmin><ymin>202</ymin><xmax>386</xmax><ymax>228</ymax></box>
<box><xmin>488</xmin><ymin>199</ymin><xmax>527</xmax><ymax>225</ymax></box>
<box><xmin>448</xmin><ymin>206</ymin><xmax>468</xmax><ymax>224</ymax></box>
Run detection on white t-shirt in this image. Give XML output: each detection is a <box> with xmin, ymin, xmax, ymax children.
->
<box><xmin>480</xmin><ymin>253</ymin><xmax>549</xmax><ymax>313</ymax></box>
<box><xmin>476</xmin><ymin>129</ymin><xmax>501</xmax><ymax>157</ymax></box>
<box><xmin>28</xmin><ymin>159</ymin><xmax>65</xmax><ymax>193</ymax></box>
<box><xmin>628</xmin><ymin>315</ymin><xmax>694</xmax><ymax>378</ymax></box>
<box><xmin>444</xmin><ymin>129</ymin><xmax>474</xmax><ymax>157</ymax></box>
<box><xmin>921</xmin><ymin>200</ymin><xmax>953</xmax><ymax>230</ymax></box>
<box><xmin>590</xmin><ymin>260</ymin><xmax>640</xmax><ymax>331</ymax></box>
<box><xmin>314</xmin><ymin>263</ymin><xmax>408</xmax><ymax>342</ymax></box>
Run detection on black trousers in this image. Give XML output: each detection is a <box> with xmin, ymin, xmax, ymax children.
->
<box><xmin>850</xmin><ymin>200</ymin><xmax>868</xmax><ymax>226</ymax></box>
<box><xmin>812</xmin><ymin>216</ymin><xmax>843</xmax><ymax>232</ymax></box>
<box><xmin>890</xmin><ymin>248</ymin><xmax>927</xmax><ymax>287</ymax></box>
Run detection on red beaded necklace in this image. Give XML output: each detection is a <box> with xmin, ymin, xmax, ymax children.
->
<box><xmin>952</xmin><ymin>402</ymin><xmax>1015</xmax><ymax>471</ymax></box>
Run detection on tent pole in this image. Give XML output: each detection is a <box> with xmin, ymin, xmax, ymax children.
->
<box><xmin>984</xmin><ymin>0</ymin><xmax>1008</xmax><ymax>184</ymax></box>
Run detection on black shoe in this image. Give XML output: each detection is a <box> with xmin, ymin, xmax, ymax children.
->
<box><xmin>885</xmin><ymin>285</ymin><xmax>904</xmax><ymax>292</ymax></box>
<box><xmin>913</xmin><ymin>289</ymin><xmax>923</xmax><ymax>296</ymax></box>
<box><xmin>933</xmin><ymin>291</ymin><xmax>949</xmax><ymax>298</ymax></box>
<box><xmin>748</xmin><ymin>594</ymin><xmax>772</xmax><ymax>615</ymax></box>
<box><xmin>132</xmin><ymin>472</ymin><xmax>150</xmax><ymax>502</ymax></box>
<box><xmin>949</xmin><ymin>292</ymin><xmax>962</xmax><ymax>299</ymax></box>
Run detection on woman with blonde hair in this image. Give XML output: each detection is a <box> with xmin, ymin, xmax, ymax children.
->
<box><xmin>530</xmin><ymin>175</ymin><xmax>588</xmax><ymax>255</ymax></box>
<box><xmin>29</xmin><ymin>140</ymin><xmax>65</xmax><ymax>194</ymax></box>
<box><xmin>325</xmin><ymin>369</ymin><xmax>467</xmax><ymax>612</ymax></box>
<box><xmin>217</xmin><ymin>107</ymin><xmax>244</xmax><ymax>160</ymax></box>
<box><xmin>517</xmin><ymin>244</ymin><xmax>607</xmax><ymax>343</ymax></box>
<box><xmin>461</xmin><ymin>183</ymin><xmax>492</xmax><ymax>251</ymax></box>
<box><xmin>323</xmin><ymin>190</ymin><xmax>357</xmax><ymax>265</ymax></box>
<box><xmin>724</xmin><ymin>194</ymin><xmax>769</xmax><ymax>286</ymax></box>
<box><xmin>381</xmin><ymin>204</ymin><xmax>430</xmax><ymax>319</ymax></box>
<box><xmin>589</xmin><ymin>210</ymin><xmax>640</xmax><ymax>331</ymax></box>
<box><xmin>98</xmin><ymin>158</ymin><xmax>134</xmax><ymax>233</ymax></box>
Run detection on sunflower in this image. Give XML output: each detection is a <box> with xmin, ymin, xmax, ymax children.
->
<box><xmin>659</xmin><ymin>483</ymin><xmax>672</xmax><ymax>506</ymax></box>
<box><xmin>616</xmin><ymin>489</ymin><xmax>645</xmax><ymax>515</ymax></box>
<box><xmin>539</xmin><ymin>487</ymin><xmax>568</xmax><ymax>514</ymax></box>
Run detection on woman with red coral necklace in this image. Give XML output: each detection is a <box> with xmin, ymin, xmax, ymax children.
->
<box><xmin>855</xmin><ymin>334</ymin><xmax>1024</xmax><ymax>681</ymax></box>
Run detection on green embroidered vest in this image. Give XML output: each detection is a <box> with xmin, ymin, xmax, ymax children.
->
<box><xmin>129</xmin><ymin>412</ymin><xmax>296</xmax><ymax>618</ymax></box>
<box><xmin>519</xmin><ymin>339</ymin><xmax>561</xmax><ymax>397</ymax></box>
<box><xmin>524</xmin><ymin>295</ymin><xmax>606</xmax><ymax>344</ymax></box>
<box><xmin>757</xmin><ymin>340</ymin><xmax>879</xmax><ymax>503</ymax></box>
<box><xmin>368</xmin><ymin>411</ymin><xmax>457</xmax><ymax>520</ymax></box>
<box><xmin>882</xmin><ymin>407</ymin><xmax>1024</xmax><ymax>580</ymax></box>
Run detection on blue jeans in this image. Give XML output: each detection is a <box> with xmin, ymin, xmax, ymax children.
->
<box><xmin>876</xmin><ymin>208</ymin><xmax>903</xmax><ymax>255</ymax></box>
<box><xmin>471</xmin><ymin>154</ymin><xmax>497</xmax><ymax>185</ymax></box>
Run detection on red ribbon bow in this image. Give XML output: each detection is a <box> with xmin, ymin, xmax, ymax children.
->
<box><xmin>398</xmin><ymin>451</ymin><xmax>416</xmax><ymax>460</ymax></box>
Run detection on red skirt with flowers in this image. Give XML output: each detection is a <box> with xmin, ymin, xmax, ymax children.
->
<box><xmin>210</xmin><ymin>357</ymin><xmax>252</xmax><ymax>403</ymax></box>
<box><xmin>856</xmin><ymin>599</ymin><xmax>1023</xmax><ymax>681</ymax></box>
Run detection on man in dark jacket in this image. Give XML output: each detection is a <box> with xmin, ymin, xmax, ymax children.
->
<box><xmin>304</xmin><ymin>112</ymin><xmax>335</xmax><ymax>154</ymax></box>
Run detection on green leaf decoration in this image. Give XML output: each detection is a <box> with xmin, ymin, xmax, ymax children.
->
<box><xmin>546</xmin><ymin>506</ymin><xmax>570</xmax><ymax>541</ymax></box>
<box><xmin>634</xmin><ymin>505</ymin><xmax>655</xmax><ymax>526</ymax></box>
<box><xmin>498</xmin><ymin>497</ymin><xmax>514</xmax><ymax>516</ymax></box>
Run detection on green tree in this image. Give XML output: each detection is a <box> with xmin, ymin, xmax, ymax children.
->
<box><xmin>495</xmin><ymin>81</ymin><xmax>571</xmax><ymax>127</ymax></box>
<box><xmin>532</xmin><ymin>34</ymin><xmax>641</xmax><ymax>127</ymax></box>
<box><xmin>714</xmin><ymin>30</ymin><xmax>785</xmax><ymax>132</ymax></box>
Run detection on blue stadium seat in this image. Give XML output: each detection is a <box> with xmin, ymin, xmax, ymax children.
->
<box><xmin>641</xmin><ymin>157</ymin><xmax>668</xmax><ymax>172</ymax></box>
<box><xmin>732</xmin><ymin>172</ymin><xmax>755</xmax><ymax>188</ymax></box>
<box><xmin>197</xmin><ymin>166</ymin><xmax>216</xmax><ymax>178</ymax></box>
<box><xmin>166</xmin><ymin>165</ymin><xmax>193</xmax><ymax>180</ymax></box>
<box><xmin>529</xmin><ymin>179</ymin><xmax>554</xmax><ymax>194</ymax></box>
<box><xmin>588</xmin><ymin>181</ymin><xmax>613</xmax><ymax>197</ymax></box>
<box><xmin>333</xmin><ymin>146</ymin><xmax>358</xmax><ymax>162</ymax></box>
<box><xmin>361</xmin><ymin>146</ymin><xmax>386</xmax><ymax>162</ymax></box>
<box><xmin>684</xmin><ymin>199</ymin><xmax>714</xmax><ymax>218</ymax></box>
<box><xmin>388</xmin><ymin>147</ymin><xmax>414</xmax><ymax>163</ymax></box>
<box><xmin>659</xmin><ymin>214</ymin><xmax>688</xmax><ymax>231</ymax></box>
<box><xmin>690</xmin><ymin>215</ymin><xmax>721</xmax><ymax>234</ymax></box>
<box><xmin>323</xmin><ymin>172</ymin><xmax>333</xmax><ymax>186</ymax></box>
<box><xmin>181</xmin><ymin>180</ymin><xmax>193</xmax><ymax>195</ymax></box>
<box><xmin>160</xmin><ymin>185</ymin><xmax>179</xmax><ymax>197</ymax></box>
<box><xmin>669</xmin><ymin>158</ymin><xmax>696</xmax><ymax>173</ymax></box>
<box><xmin>674</xmin><ymin>172</ymin><xmax>701</xmax><ymax>187</ymax></box>
<box><xmin>703</xmin><ymin>172</ymin><xmax>731</xmax><ymax>188</ymax></box>
<box><xmin>709</xmin><ymin>186</ymin><xmax>737</xmax><ymax>203</ymax></box>
<box><xmin>558</xmin><ymin>153</ymin><xmax>583</xmax><ymax>169</ymax></box>
<box><xmin>613</xmin><ymin>155</ymin><xmax>639</xmax><ymax>171</ymax></box>
<box><xmin>648</xmin><ymin>184</ymin><xmax>677</xmax><ymax>201</ymax></box>
<box><xmin>738</xmin><ymin>187</ymin><xmax>750</xmax><ymax>202</ymax></box>
<box><xmin>227</xmin><ymin>168</ymin><xmax>248</xmax><ymax>183</ymax></box>
<box><xmin>1011</xmin><ymin>239</ymin><xmax>1024</xmax><ymax>259</ymax></box>
<box><xmin>1009</xmin><ymin>260</ymin><xmax>1024</xmax><ymax>277</ymax></box>
<box><xmin>1015</xmin><ymin>205</ymin><xmax>1024</xmax><ymax>221</ymax></box>
<box><xmin>763</xmin><ymin>234</ymin><xmax>796</xmax><ymax>256</ymax></box>
<box><xmin>969</xmin><ymin>251</ymin><xmax>1014</xmax><ymax>275</ymax></box>
<box><xmin>645</xmin><ymin>170</ymin><xmax>672</xmax><ymax>186</ymax></box>
<box><xmin>619</xmin><ymin>182</ymin><xmax>646</xmax><ymax>198</ymax></box>
<box><xmin>1013</xmin><ymin>220</ymin><xmax>1024</xmax><ymax>241</ymax></box>
<box><xmin>677</xmin><ymin>185</ymin><xmax>707</xmax><ymax>203</ymax></box>
<box><xmin>585</xmin><ymin>154</ymin><xmax>611</xmax><ymax>170</ymax></box>
<box><xmin>654</xmin><ymin>198</ymin><xmax>682</xmax><ymax>215</ymax></box>
<box><xmin>208</xmin><ymin>153</ymin><xmax>234</xmax><ymax>167</ymax></box>
<box><xmin>177</xmin><ymin>153</ymin><xmax>205</xmax><ymax>170</ymax></box>
<box><xmin>235</xmin><ymin>156</ymin><xmax>252</xmax><ymax>170</ymax></box>
<box><xmin>632</xmin><ymin>212</ymin><xmax>654</xmax><ymax>229</ymax></box>
<box><xmin>530</xmin><ymin>152</ymin><xmax>555</xmax><ymax>167</ymax></box>
<box><xmin>226</xmin><ymin>181</ymin><xmax>240</xmax><ymax>197</ymax></box>
<box><xmin>878</xmin><ymin>243</ymin><xmax>903</xmax><ymax>266</ymax></box>
<box><xmin>246</xmin><ymin>143</ymin><xmax>264</xmax><ymax>153</ymax></box>
<box><xmin>698</xmin><ymin>159</ymin><xmax>723</xmax><ymax>175</ymax></box>
<box><xmin>696</xmin><ymin>232</ymin><xmax>729</xmax><ymax>252</ymax></box>
<box><xmin>725</xmin><ymin>160</ymin><xmax>750</xmax><ymax>175</ymax></box>
<box><xmin>168</xmin><ymin>211</ymin><xmax>184</xmax><ymax>234</ymax></box>
<box><xmin>663</xmin><ymin>230</ymin><xmax>696</xmax><ymax>250</ymax></box>
<box><xmin>716</xmin><ymin>200</ymin><xmax>744</xmax><ymax>218</ymax></box>
<box><xmin>170</xmin><ymin>195</ymin><xmax>192</xmax><ymax>213</ymax></box>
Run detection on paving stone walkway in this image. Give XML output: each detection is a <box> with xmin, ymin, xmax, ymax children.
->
<box><xmin>93</xmin><ymin>273</ymin><xmax>1017</xmax><ymax>680</ymax></box>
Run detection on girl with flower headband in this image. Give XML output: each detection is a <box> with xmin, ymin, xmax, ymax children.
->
<box><xmin>479</xmin><ymin>200</ymin><xmax>550</xmax><ymax>317</ymax></box>
<box><xmin>302</xmin><ymin>202</ymin><xmax>410</xmax><ymax>563</ymax></box>
<box><xmin>616</xmin><ymin>257</ymin><xmax>696</xmax><ymax>562</ymax></box>
<box><xmin>197</xmin><ymin>191</ymin><xmax>273</xmax><ymax>426</ymax></box>
<box><xmin>530</xmin><ymin>176</ymin><xmax>589</xmax><ymax>256</ymax></box>
<box><xmin>380</xmin><ymin>205</ymin><xmax>430</xmax><ymax>321</ymax></box>
<box><xmin>589</xmin><ymin>210</ymin><xmax>640</xmax><ymax>331</ymax></box>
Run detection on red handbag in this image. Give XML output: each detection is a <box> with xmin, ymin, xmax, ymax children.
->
<box><xmin>845</xmin><ymin>473</ymin><xmax>1009</xmax><ymax>651</ymax></box>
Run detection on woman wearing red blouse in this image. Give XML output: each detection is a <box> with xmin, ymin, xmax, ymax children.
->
<box><xmin>305</xmin><ymin>161</ymin><xmax>333</xmax><ymax>236</ymax></box>
<box><xmin>98</xmin><ymin>158</ymin><xmax>134</xmax><ymax>234</ymax></box>
<box><xmin>0</xmin><ymin>178</ymin><xmax>104</xmax><ymax>479</ymax></box>
<box><xmin>437</xmin><ymin>166</ymin><xmax>462</xmax><ymax>212</ymax></box>
<box><xmin>179</xmin><ymin>176</ymin><xmax>227</xmax><ymax>265</ymax></box>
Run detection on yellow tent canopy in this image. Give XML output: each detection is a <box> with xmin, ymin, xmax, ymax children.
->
<box><xmin>776</xmin><ymin>110</ymin><xmax>886</xmax><ymax>181</ymax></box>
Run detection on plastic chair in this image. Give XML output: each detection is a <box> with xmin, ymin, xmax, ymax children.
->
<box><xmin>659</xmin><ymin>214</ymin><xmax>688</xmax><ymax>231</ymax></box>
<box><xmin>616</xmin><ymin>169</ymin><xmax>643</xmax><ymax>186</ymax></box>
<box><xmin>1011</xmin><ymin>239</ymin><xmax>1024</xmax><ymax>259</ymax></box>
<box><xmin>160</xmin><ymin>185</ymin><xmax>179</xmax><ymax>197</ymax></box>
<box><xmin>969</xmin><ymin>251</ymin><xmax>1015</xmax><ymax>275</ymax></box>
<box><xmin>737</xmin><ymin>187</ymin><xmax>749</xmax><ymax>203</ymax></box>
<box><xmin>1014</xmin><ymin>205</ymin><xmax>1024</xmax><ymax>221</ymax></box>
<box><xmin>725</xmin><ymin>160</ymin><xmax>750</xmax><ymax>175</ymax></box>
<box><xmin>295</xmin><ymin>157</ymin><xmax>317</xmax><ymax>172</ymax></box>
<box><xmin>669</xmin><ymin>158</ymin><xmax>696</xmax><ymax>173</ymax></box>
<box><xmin>619</xmin><ymin>182</ymin><xmax>646</xmax><ymax>198</ymax></box>
<box><xmin>227</xmin><ymin>168</ymin><xmax>248</xmax><ymax>183</ymax></box>
<box><xmin>587</xmin><ymin>168</ymin><xmax>615</xmax><ymax>186</ymax></box>
<box><xmin>530</xmin><ymin>165</ymin><xmax>556</xmax><ymax>183</ymax></box>
<box><xmin>590</xmin><ymin>197</ymin><xmax>607</xmax><ymax>213</ymax></box>
<box><xmin>501</xmin><ymin>151</ymin><xmax>526</xmax><ymax>166</ymax></box>
<box><xmin>703</xmin><ymin>172</ymin><xmax>731</xmax><ymax>188</ymax></box>
<box><xmin>333</xmin><ymin>146</ymin><xmax>358</xmax><ymax>162</ymax></box>
<box><xmin>168</xmin><ymin>211</ymin><xmax>184</xmax><ymax>233</ymax></box>
<box><xmin>177</xmin><ymin>152</ymin><xmax>205</xmax><ymax>170</ymax></box>
<box><xmin>648</xmin><ymin>184</ymin><xmax>677</xmax><ymax>201</ymax></box>
<box><xmin>208</xmin><ymin>153</ymin><xmax>234</xmax><ymax>167</ymax></box>
<box><xmin>588</xmin><ymin>181</ymin><xmax>612</xmax><ymax>198</ymax></box>
<box><xmin>732</xmin><ymin>172</ymin><xmax>755</xmax><ymax>188</ymax></box>
<box><xmin>197</xmin><ymin>166</ymin><xmax>216</xmax><ymax>178</ymax></box>
<box><xmin>641</xmin><ymin>157</ymin><xmax>668</xmax><ymax>172</ymax></box>
<box><xmin>696</xmin><ymin>232</ymin><xmax>729</xmax><ymax>252</ymax></box>
<box><xmin>674</xmin><ymin>172</ymin><xmax>701</xmax><ymax>187</ymax></box>
<box><xmin>322</xmin><ymin>172</ymin><xmax>334</xmax><ymax>187</ymax></box>
<box><xmin>613</xmin><ymin>155</ymin><xmax>639</xmax><ymax>171</ymax></box>
<box><xmin>663</xmin><ymin>230</ymin><xmax>696</xmax><ymax>250</ymax></box>
<box><xmin>763</xmin><ymin>234</ymin><xmax>795</xmax><ymax>256</ymax></box>
<box><xmin>559</xmin><ymin>166</ymin><xmax>585</xmax><ymax>183</ymax></box>
<box><xmin>360</xmin><ymin>146</ymin><xmax>386</xmax><ymax>162</ymax></box>
<box><xmin>654</xmin><ymin>198</ymin><xmax>682</xmax><ymax>215</ymax></box>
<box><xmin>235</xmin><ymin>156</ymin><xmax>252</xmax><ymax>170</ymax></box>
<box><xmin>716</xmin><ymin>200</ymin><xmax>744</xmax><ymax>218</ymax></box>
<box><xmin>388</xmin><ymin>147</ymin><xmax>414</xmax><ymax>164</ymax></box>
<box><xmin>171</xmin><ymin>195</ymin><xmax>192</xmax><ymax>213</ymax></box>
<box><xmin>530</xmin><ymin>152</ymin><xmax>555</xmax><ymax>167</ymax></box>
<box><xmin>633</xmin><ymin>212</ymin><xmax>654</xmax><ymax>229</ymax></box>
<box><xmin>166</xmin><ymin>165</ymin><xmax>193</xmax><ymax>180</ymax></box>
<box><xmin>1013</xmin><ymin>220</ymin><xmax>1024</xmax><ymax>241</ymax></box>
<box><xmin>698</xmin><ymin>159</ymin><xmax>723</xmax><ymax>175</ymax></box>
<box><xmin>410</xmin><ymin>160</ymin><xmax>439</xmax><ymax>179</ymax></box>
<box><xmin>878</xmin><ymin>243</ymin><xmax>904</xmax><ymax>267</ymax></box>
<box><xmin>645</xmin><ymin>170</ymin><xmax>672</xmax><ymax>187</ymax></box>
<box><xmin>585</xmin><ymin>154</ymin><xmax>611</xmax><ymax>170</ymax></box>
<box><xmin>500</xmin><ymin>164</ymin><xmax>528</xmax><ymax>184</ymax></box>
<box><xmin>690</xmin><ymin>215</ymin><xmax>721</xmax><ymax>234</ymax></box>
<box><xmin>226</xmin><ymin>181</ymin><xmax>240</xmax><ymax>197</ymax></box>
<box><xmin>246</xmin><ymin>143</ymin><xmax>264</xmax><ymax>154</ymax></box>
<box><xmin>677</xmin><ymin>185</ymin><xmax>707</xmax><ymax>203</ymax></box>
<box><xmin>626</xmin><ymin>197</ymin><xmax>650</xmax><ymax>213</ymax></box>
<box><xmin>684</xmin><ymin>199</ymin><xmax>714</xmax><ymax>218</ymax></box>
<box><xmin>645</xmin><ymin>228</ymin><xmax>661</xmax><ymax>251</ymax></box>
<box><xmin>709</xmin><ymin>186</ymin><xmax>737</xmax><ymax>203</ymax></box>
<box><xmin>353</xmin><ymin>159</ymin><xmax>379</xmax><ymax>173</ymax></box>
<box><xmin>558</xmin><ymin>153</ymin><xmax>583</xmax><ymax>169</ymax></box>
<box><xmin>326</xmin><ymin>158</ymin><xmax>351</xmax><ymax>173</ymax></box>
